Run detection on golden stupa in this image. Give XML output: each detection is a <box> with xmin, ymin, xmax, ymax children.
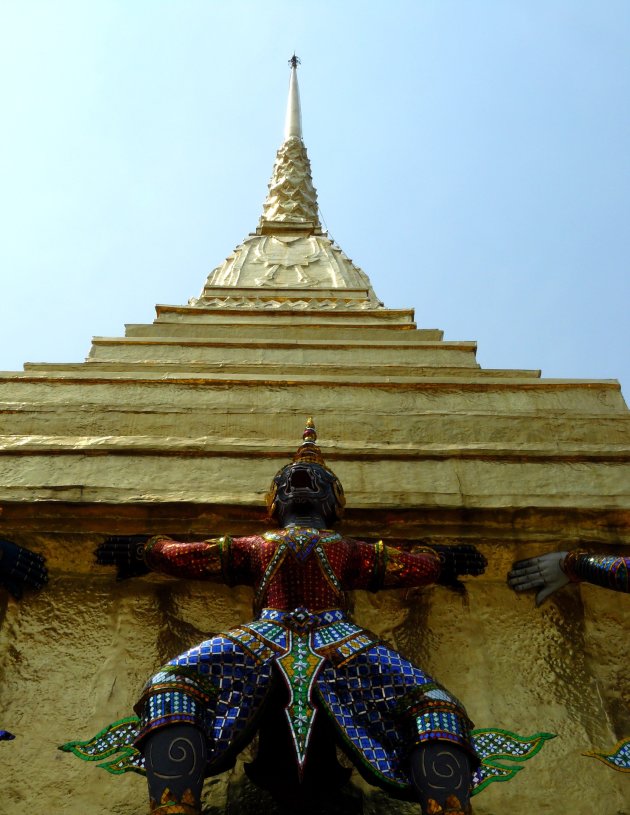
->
<box><xmin>0</xmin><ymin>60</ymin><xmax>628</xmax><ymax>814</ymax></box>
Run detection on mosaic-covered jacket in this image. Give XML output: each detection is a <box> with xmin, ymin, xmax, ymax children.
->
<box><xmin>143</xmin><ymin>526</ymin><xmax>442</xmax><ymax>611</ymax></box>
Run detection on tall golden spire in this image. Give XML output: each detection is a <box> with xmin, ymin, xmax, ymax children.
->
<box><xmin>259</xmin><ymin>56</ymin><xmax>321</xmax><ymax>233</ymax></box>
<box><xmin>197</xmin><ymin>57</ymin><xmax>383</xmax><ymax>308</ymax></box>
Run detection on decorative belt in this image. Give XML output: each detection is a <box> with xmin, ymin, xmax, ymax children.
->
<box><xmin>259</xmin><ymin>606</ymin><xmax>347</xmax><ymax>632</ymax></box>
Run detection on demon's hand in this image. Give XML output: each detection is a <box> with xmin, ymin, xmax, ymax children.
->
<box><xmin>431</xmin><ymin>544</ymin><xmax>487</xmax><ymax>588</ymax></box>
<box><xmin>508</xmin><ymin>551</ymin><xmax>569</xmax><ymax>606</ymax></box>
<box><xmin>0</xmin><ymin>539</ymin><xmax>48</xmax><ymax>600</ymax></box>
<box><xmin>96</xmin><ymin>535</ymin><xmax>151</xmax><ymax>580</ymax></box>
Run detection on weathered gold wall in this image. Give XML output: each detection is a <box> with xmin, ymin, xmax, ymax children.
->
<box><xmin>1</xmin><ymin>534</ymin><xmax>629</xmax><ymax>813</ymax></box>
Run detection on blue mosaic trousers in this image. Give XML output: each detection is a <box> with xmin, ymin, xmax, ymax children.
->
<box><xmin>135</xmin><ymin>624</ymin><xmax>474</xmax><ymax>796</ymax></box>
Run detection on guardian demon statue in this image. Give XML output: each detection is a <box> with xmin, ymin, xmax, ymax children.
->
<box><xmin>97</xmin><ymin>419</ymin><xmax>487</xmax><ymax>815</ymax></box>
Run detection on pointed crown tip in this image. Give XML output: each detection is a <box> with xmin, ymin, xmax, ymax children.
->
<box><xmin>293</xmin><ymin>417</ymin><xmax>324</xmax><ymax>465</ymax></box>
<box><xmin>303</xmin><ymin>417</ymin><xmax>316</xmax><ymax>441</ymax></box>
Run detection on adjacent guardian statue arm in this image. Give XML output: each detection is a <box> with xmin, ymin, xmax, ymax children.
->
<box><xmin>0</xmin><ymin>538</ymin><xmax>48</xmax><ymax>600</ymax></box>
<box><xmin>0</xmin><ymin>539</ymin><xmax>47</xmax><ymax>739</ymax></box>
<box><xmin>508</xmin><ymin>549</ymin><xmax>630</xmax><ymax>605</ymax></box>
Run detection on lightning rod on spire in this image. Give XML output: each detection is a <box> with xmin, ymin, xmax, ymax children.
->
<box><xmin>284</xmin><ymin>54</ymin><xmax>303</xmax><ymax>140</ymax></box>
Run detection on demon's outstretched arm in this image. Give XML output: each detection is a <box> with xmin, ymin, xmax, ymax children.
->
<box><xmin>430</xmin><ymin>544</ymin><xmax>487</xmax><ymax>588</ymax></box>
<box><xmin>96</xmin><ymin>535</ymin><xmax>151</xmax><ymax>580</ymax></box>
<box><xmin>96</xmin><ymin>534</ymin><xmax>252</xmax><ymax>584</ymax></box>
<box><xmin>347</xmin><ymin>540</ymin><xmax>486</xmax><ymax>591</ymax></box>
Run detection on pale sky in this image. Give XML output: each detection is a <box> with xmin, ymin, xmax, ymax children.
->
<box><xmin>1</xmin><ymin>1</ymin><xmax>628</xmax><ymax>400</ymax></box>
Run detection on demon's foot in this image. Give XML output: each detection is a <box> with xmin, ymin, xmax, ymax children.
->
<box><xmin>409</xmin><ymin>742</ymin><xmax>473</xmax><ymax>815</ymax></box>
<box><xmin>426</xmin><ymin>795</ymin><xmax>472</xmax><ymax>814</ymax></box>
<box><xmin>149</xmin><ymin>788</ymin><xmax>200</xmax><ymax>814</ymax></box>
<box><xmin>143</xmin><ymin>723</ymin><xmax>207</xmax><ymax>815</ymax></box>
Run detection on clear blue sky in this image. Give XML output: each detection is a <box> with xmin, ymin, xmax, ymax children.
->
<box><xmin>1</xmin><ymin>1</ymin><xmax>628</xmax><ymax>400</ymax></box>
